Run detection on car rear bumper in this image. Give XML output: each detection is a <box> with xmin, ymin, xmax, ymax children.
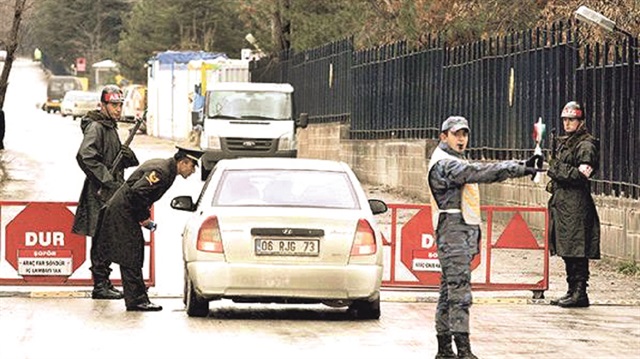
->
<box><xmin>46</xmin><ymin>101</ymin><xmax>61</xmax><ymax>110</ymax></box>
<box><xmin>187</xmin><ymin>261</ymin><xmax>382</xmax><ymax>301</ymax></box>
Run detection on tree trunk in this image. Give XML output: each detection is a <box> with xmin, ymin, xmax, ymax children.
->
<box><xmin>0</xmin><ymin>0</ymin><xmax>28</xmax><ymax>149</ymax></box>
<box><xmin>271</xmin><ymin>0</ymin><xmax>291</xmax><ymax>54</ymax></box>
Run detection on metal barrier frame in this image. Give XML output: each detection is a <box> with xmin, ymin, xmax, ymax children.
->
<box><xmin>0</xmin><ymin>201</ymin><xmax>156</xmax><ymax>287</ymax></box>
<box><xmin>382</xmin><ymin>203</ymin><xmax>549</xmax><ymax>297</ymax></box>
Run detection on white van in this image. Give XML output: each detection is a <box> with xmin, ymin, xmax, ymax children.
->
<box><xmin>198</xmin><ymin>82</ymin><xmax>308</xmax><ymax>180</ymax></box>
<box><xmin>120</xmin><ymin>84</ymin><xmax>146</xmax><ymax>122</ymax></box>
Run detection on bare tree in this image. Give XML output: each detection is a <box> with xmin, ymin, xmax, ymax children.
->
<box><xmin>0</xmin><ymin>0</ymin><xmax>30</xmax><ymax>150</ymax></box>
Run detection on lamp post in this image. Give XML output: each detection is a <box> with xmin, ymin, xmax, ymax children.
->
<box><xmin>574</xmin><ymin>6</ymin><xmax>636</xmax><ymax>91</ymax></box>
<box><xmin>574</xmin><ymin>6</ymin><xmax>636</xmax><ymax>195</ymax></box>
<box><xmin>574</xmin><ymin>6</ymin><xmax>634</xmax><ymax>38</ymax></box>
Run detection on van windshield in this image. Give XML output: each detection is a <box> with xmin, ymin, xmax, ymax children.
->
<box><xmin>48</xmin><ymin>78</ymin><xmax>83</xmax><ymax>96</ymax></box>
<box><xmin>207</xmin><ymin>91</ymin><xmax>291</xmax><ymax>120</ymax></box>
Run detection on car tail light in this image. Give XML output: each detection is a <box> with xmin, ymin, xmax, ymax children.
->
<box><xmin>350</xmin><ymin>219</ymin><xmax>377</xmax><ymax>256</ymax></box>
<box><xmin>197</xmin><ymin>216</ymin><xmax>224</xmax><ymax>253</ymax></box>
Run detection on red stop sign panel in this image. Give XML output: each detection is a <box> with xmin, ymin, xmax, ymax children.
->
<box><xmin>5</xmin><ymin>203</ymin><xmax>86</xmax><ymax>283</ymax></box>
<box><xmin>400</xmin><ymin>207</ymin><xmax>480</xmax><ymax>286</ymax></box>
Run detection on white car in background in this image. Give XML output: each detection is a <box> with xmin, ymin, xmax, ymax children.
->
<box><xmin>170</xmin><ymin>157</ymin><xmax>388</xmax><ymax>319</ymax></box>
<box><xmin>60</xmin><ymin>90</ymin><xmax>100</xmax><ymax>120</ymax></box>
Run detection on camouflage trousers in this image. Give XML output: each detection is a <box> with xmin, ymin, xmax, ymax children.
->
<box><xmin>435</xmin><ymin>252</ymin><xmax>473</xmax><ymax>334</ymax></box>
<box><xmin>434</xmin><ymin>222</ymin><xmax>479</xmax><ymax>334</ymax></box>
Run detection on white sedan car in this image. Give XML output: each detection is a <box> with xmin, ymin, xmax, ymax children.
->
<box><xmin>170</xmin><ymin>157</ymin><xmax>388</xmax><ymax>319</ymax></box>
<box><xmin>60</xmin><ymin>90</ymin><xmax>100</xmax><ymax>120</ymax></box>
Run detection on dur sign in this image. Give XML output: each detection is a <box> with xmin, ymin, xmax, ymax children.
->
<box><xmin>5</xmin><ymin>203</ymin><xmax>86</xmax><ymax>282</ymax></box>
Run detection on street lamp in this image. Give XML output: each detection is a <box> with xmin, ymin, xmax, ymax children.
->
<box><xmin>575</xmin><ymin>6</ymin><xmax>636</xmax><ymax>197</ymax></box>
<box><xmin>573</xmin><ymin>5</ymin><xmax>636</xmax><ymax>98</ymax></box>
<box><xmin>574</xmin><ymin>5</ymin><xmax>634</xmax><ymax>37</ymax></box>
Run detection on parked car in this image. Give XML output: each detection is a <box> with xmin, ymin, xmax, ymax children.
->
<box><xmin>170</xmin><ymin>157</ymin><xmax>388</xmax><ymax>318</ymax></box>
<box><xmin>60</xmin><ymin>90</ymin><xmax>100</xmax><ymax>120</ymax></box>
<box><xmin>43</xmin><ymin>76</ymin><xmax>84</xmax><ymax>113</ymax></box>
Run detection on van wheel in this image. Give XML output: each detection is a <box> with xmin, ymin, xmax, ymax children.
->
<box><xmin>201</xmin><ymin>167</ymin><xmax>211</xmax><ymax>181</ymax></box>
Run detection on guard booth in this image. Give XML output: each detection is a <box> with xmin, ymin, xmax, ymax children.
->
<box><xmin>381</xmin><ymin>204</ymin><xmax>549</xmax><ymax>298</ymax></box>
<box><xmin>0</xmin><ymin>201</ymin><xmax>155</xmax><ymax>287</ymax></box>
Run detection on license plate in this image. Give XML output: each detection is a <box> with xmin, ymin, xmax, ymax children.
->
<box><xmin>255</xmin><ymin>239</ymin><xmax>320</xmax><ymax>256</ymax></box>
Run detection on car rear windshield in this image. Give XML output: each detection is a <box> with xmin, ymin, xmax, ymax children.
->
<box><xmin>214</xmin><ymin>169</ymin><xmax>359</xmax><ymax>209</ymax></box>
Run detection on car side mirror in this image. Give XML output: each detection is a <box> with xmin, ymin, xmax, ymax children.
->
<box><xmin>170</xmin><ymin>196</ymin><xmax>196</xmax><ymax>211</ymax></box>
<box><xmin>368</xmin><ymin>199</ymin><xmax>388</xmax><ymax>215</ymax></box>
<box><xmin>296</xmin><ymin>112</ymin><xmax>309</xmax><ymax>129</ymax></box>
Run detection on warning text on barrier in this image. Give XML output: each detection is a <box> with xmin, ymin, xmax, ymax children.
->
<box><xmin>17</xmin><ymin>249</ymin><xmax>73</xmax><ymax>276</ymax></box>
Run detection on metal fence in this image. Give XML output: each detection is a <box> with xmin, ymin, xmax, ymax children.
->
<box><xmin>251</xmin><ymin>21</ymin><xmax>639</xmax><ymax>199</ymax></box>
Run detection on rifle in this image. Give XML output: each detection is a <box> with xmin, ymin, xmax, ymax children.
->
<box><xmin>109</xmin><ymin>116</ymin><xmax>144</xmax><ymax>176</ymax></box>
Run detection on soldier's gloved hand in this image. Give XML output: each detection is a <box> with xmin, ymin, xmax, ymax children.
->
<box><xmin>141</xmin><ymin>220</ymin><xmax>157</xmax><ymax>232</ymax></box>
<box><xmin>525</xmin><ymin>154</ymin><xmax>544</xmax><ymax>169</ymax></box>
<box><xmin>121</xmin><ymin>144</ymin><xmax>136</xmax><ymax>160</ymax></box>
<box><xmin>524</xmin><ymin>166</ymin><xmax>545</xmax><ymax>180</ymax></box>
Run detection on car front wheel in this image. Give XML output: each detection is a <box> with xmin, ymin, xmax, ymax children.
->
<box><xmin>185</xmin><ymin>278</ymin><xmax>209</xmax><ymax>317</ymax></box>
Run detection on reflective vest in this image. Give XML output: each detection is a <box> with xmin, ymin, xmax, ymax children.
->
<box><xmin>427</xmin><ymin>146</ymin><xmax>481</xmax><ymax>229</ymax></box>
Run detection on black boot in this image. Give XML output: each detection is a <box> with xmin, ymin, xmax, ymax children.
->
<box><xmin>550</xmin><ymin>281</ymin><xmax>576</xmax><ymax>305</ymax></box>
<box><xmin>453</xmin><ymin>333</ymin><xmax>478</xmax><ymax>359</ymax></box>
<box><xmin>107</xmin><ymin>280</ymin><xmax>123</xmax><ymax>296</ymax></box>
<box><xmin>92</xmin><ymin>281</ymin><xmax>124</xmax><ymax>300</ymax></box>
<box><xmin>435</xmin><ymin>333</ymin><xmax>456</xmax><ymax>359</ymax></box>
<box><xmin>558</xmin><ymin>281</ymin><xmax>589</xmax><ymax>308</ymax></box>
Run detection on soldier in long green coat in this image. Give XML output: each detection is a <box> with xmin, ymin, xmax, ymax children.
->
<box><xmin>72</xmin><ymin>85</ymin><xmax>139</xmax><ymax>300</ymax></box>
<box><xmin>547</xmin><ymin>101</ymin><xmax>601</xmax><ymax>308</ymax></box>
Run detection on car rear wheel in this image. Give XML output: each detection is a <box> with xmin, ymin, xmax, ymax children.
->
<box><xmin>185</xmin><ymin>278</ymin><xmax>209</xmax><ymax>317</ymax></box>
<box><xmin>348</xmin><ymin>296</ymin><xmax>381</xmax><ymax>320</ymax></box>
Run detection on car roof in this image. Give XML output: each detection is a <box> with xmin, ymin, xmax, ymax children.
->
<box><xmin>64</xmin><ymin>90</ymin><xmax>98</xmax><ymax>97</ymax></box>
<box><xmin>216</xmin><ymin>157</ymin><xmax>351</xmax><ymax>172</ymax></box>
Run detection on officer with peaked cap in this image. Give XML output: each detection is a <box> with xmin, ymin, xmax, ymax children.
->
<box><xmin>94</xmin><ymin>145</ymin><xmax>203</xmax><ymax>311</ymax></box>
<box><xmin>175</xmin><ymin>145</ymin><xmax>204</xmax><ymax>167</ymax></box>
<box><xmin>428</xmin><ymin>115</ymin><xmax>544</xmax><ymax>359</ymax></box>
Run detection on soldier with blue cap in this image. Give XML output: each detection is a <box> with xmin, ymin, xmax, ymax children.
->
<box><xmin>428</xmin><ymin>116</ymin><xmax>544</xmax><ymax>359</ymax></box>
<box><xmin>94</xmin><ymin>145</ymin><xmax>203</xmax><ymax>311</ymax></box>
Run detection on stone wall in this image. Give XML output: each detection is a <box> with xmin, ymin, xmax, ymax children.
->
<box><xmin>297</xmin><ymin>123</ymin><xmax>640</xmax><ymax>261</ymax></box>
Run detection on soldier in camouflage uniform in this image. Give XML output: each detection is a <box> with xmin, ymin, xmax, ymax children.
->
<box><xmin>547</xmin><ymin>101</ymin><xmax>600</xmax><ymax>308</ymax></box>
<box><xmin>428</xmin><ymin>116</ymin><xmax>543</xmax><ymax>359</ymax></box>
